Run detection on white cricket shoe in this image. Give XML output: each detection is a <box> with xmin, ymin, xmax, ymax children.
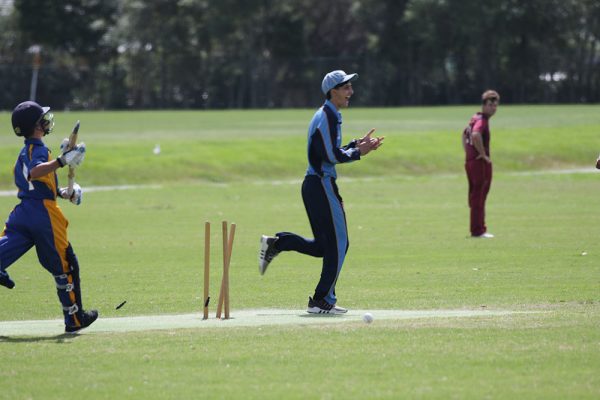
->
<box><xmin>258</xmin><ymin>235</ymin><xmax>280</xmax><ymax>275</ymax></box>
<box><xmin>472</xmin><ymin>232</ymin><xmax>494</xmax><ymax>238</ymax></box>
<box><xmin>306</xmin><ymin>297</ymin><xmax>348</xmax><ymax>314</ymax></box>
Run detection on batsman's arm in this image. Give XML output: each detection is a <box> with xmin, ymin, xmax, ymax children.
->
<box><xmin>29</xmin><ymin>159</ymin><xmax>64</xmax><ymax>179</ymax></box>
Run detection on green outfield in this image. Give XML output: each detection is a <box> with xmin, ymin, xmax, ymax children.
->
<box><xmin>0</xmin><ymin>105</ymin><xmax>599</xmax><ymax>399</ymax></box>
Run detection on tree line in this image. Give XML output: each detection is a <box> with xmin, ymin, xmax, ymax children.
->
<box><xmin>0</xmin><ymin>0</ymin><xmax>598</xmax><ymax>110</ymax></box>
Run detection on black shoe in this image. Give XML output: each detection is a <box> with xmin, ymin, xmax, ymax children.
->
<box><xmin>306</xmin><ymin>296</ymin><xmax>348</xmax><ymax>314</ymax></box>
<box><xmin>258</xmin><ymin>235</ymin><xmax>280</xmax><ymax>275</ymax></box>
<box><xmin>65</xmin><ymin>309</ymin><xmax>99</xmax><ymax>333</ymax></box>
<box><xmin>0</xmin><ymin>272</ymin><xmax>15</xmax><ymax>289</ymax></box>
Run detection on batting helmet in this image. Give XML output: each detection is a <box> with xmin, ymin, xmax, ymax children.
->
<box><xmin>11</xmin><ymin>101</ymin><xmax>53</xmax><ymax>137</ymax></box>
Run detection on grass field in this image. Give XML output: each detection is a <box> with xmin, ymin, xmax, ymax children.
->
<box><xmin>0</xmin><ymin>105</ymin><xmax>599</xmax><ymax>399</ymax></box>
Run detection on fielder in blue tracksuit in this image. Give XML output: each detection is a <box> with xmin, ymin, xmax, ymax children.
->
<box><xmin>258</xmin><ymin>70</ymin><xmax>384</xmax><ymax>314</ymax></box>
<box><xmin>0</xmin><ymin>101</ymin><xmax>97</xmax><ymax>333</ymax></box>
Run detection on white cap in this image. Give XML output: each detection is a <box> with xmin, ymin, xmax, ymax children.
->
<box><xmin>321</xmin><ymin>70</ymin><xmax>358</xmax><ymax>95</ymax></box>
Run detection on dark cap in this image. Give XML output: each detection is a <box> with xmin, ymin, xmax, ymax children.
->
<box><xmin>11</xmin><ymin>101</ymin><xmax>50</xmax><ymax>137</ymax></box>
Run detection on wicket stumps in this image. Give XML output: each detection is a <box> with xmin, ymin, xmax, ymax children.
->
<box><xmin>203</xmin><ymin>220</ymin><xmax>236</xmax><ymax>320</ymax></box>
<box><xmin>203</xmin><ymin>222</ymin><xmax>210</xmax><ymax>319</ymax></box>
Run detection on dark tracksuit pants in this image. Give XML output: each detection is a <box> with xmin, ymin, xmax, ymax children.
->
<box><xmin>275</xmin><ymin>175</ymin><xmax>348</xmax><ymax>305</ymax></box>
<box><xmin>465</xmin><ymin>159</ymin><xmax>493</xmax><ymax>236</ymax></box>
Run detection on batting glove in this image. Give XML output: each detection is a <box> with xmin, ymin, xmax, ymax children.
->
<box><xmin>60</xmin><ymin>138</ymin><xmax>70</xmax><ymax>153</ymax></box>
<box><xmin>59</xmin><ymin>183</ymin><xmax>83</xmax><ymax>205</ymax></box>
<box><xmin>57</xmin><ymin>143</ymin><xmax>86</xmax><ymax>168</ymax></box>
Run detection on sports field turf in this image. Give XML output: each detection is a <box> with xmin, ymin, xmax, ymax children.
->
<box><xmin>0</xmin><ymin>105</ymin><xmax>599</xmax><ymax>399</ymax></box>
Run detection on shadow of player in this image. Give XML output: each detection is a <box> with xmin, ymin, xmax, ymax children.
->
<box><xmin>0</xmin><ymin>333</ymin><xmax>79</xmax><ymax>344</ymax></box>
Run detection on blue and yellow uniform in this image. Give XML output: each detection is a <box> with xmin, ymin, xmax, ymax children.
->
<box><xmin>275</xmin><ymin>99</ymin><xmax>360</xmax><ymax>305</ymax></box>
<box><xmin>0</xmin><ymin>138</ymin><xmax>84</xmax><ymax>328</ymax></box>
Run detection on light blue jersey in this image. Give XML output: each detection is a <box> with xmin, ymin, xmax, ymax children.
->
<box><xmin>306</xmin><ymin>100</ymin><xmax>360</xmax><ymax>178</ymax></box>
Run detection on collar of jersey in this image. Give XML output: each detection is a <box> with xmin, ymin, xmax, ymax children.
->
<box><xmin>324</xmin><ymin>100</ymin><xmax>342</xmax><ymax>124</ymax></box>
<box><xmin>24</xmin><ymin>137</ymin><xmax>44</xmax><ymax>146</ymax></box>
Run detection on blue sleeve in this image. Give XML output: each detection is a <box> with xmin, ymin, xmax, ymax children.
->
<box><xmin>342</xmin><ymin>139</ymin><xmax>358</xmax><ymax>150</ymax></box>
<box><xmin>315</xmin><ymin>119</ymin><xmax>360</xmax><ymax>164</ymax></box>
<box><xmin>29</xmin><ymin>145</ymin><xmax>49</xmax><ymax>169</ymax></box>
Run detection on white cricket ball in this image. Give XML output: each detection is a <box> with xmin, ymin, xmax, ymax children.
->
<box><xmin>362</xmin><ymin>312</ymin><xmax>374</xmax><ymax>324</ymax></box>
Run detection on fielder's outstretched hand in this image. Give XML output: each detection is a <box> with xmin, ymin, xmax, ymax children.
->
<box><xmin>358</xmin><ymin>128</ymin><xmax>385</xmax><ymax>156</ymax></box>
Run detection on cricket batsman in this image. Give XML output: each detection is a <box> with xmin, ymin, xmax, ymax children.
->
<box><xmin>0</xmin><ymin>101</ymin><xmax>98</xmax><ymax>333</ymax></box>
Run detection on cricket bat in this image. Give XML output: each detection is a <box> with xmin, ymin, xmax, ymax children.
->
<box><xmin>66</xmin><ymin>121</ymin><xmax>80</xmax><ymax>197</ymax></box>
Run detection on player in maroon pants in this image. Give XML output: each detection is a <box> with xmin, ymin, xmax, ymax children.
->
<box><xmin>463</xmin><ymin>90</ymin><xmax>500</xmax><ymax>238</ymax></box>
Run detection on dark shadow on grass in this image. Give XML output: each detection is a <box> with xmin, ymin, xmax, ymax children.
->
<box><xmin>253</xmin><ymin>312</ymin><xmax>347</xmax><ymax>318</ymax></box>
<box><xmin>0</xmin><ymin>333</ymin><xmax>78</xmax><ymax>343</ymax></box>
<box><xmin>255</xmin><ymin>312</ymin><xmax>300</xmax><ymax>316</ymax></box>
<box><xmin>298</xmin><ymin>314</ymin><xmax>347</xmax><ymax>318</ymax></box>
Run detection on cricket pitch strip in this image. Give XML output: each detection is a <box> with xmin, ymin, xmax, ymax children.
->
<box><xmin>0</xmin><ymin>309</ymin><xmax>534</xmax><ymax>336</ymax></box>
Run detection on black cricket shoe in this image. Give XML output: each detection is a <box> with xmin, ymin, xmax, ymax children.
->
<box><xmin>65</xmin><ymin>309</ymin><xmax>99</xmax><ymax>333</ymax></box>
<box><xmin>258</xmin><ymin>235</ymin><xmax>280</xmax><ymax>275</ymax></box>
<box><xmin>0</xmin><ymin>272</ymin><xmax>15</xmax><ymax>289</ymax></box>
<box><xmin>306</xmin><ymin>297</ymin><xmax>348</xmax><ymax>314</ymax></box>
